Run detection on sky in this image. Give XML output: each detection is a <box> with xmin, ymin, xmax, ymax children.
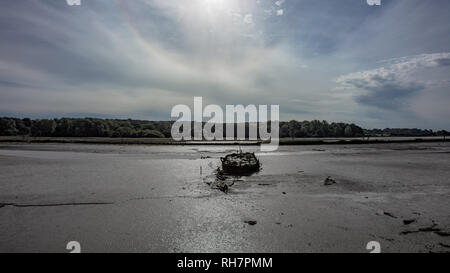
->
<box><xmin>0</xmin><ymin>0</ymin><xmax>449</xmax><ymax>129</ymax></box>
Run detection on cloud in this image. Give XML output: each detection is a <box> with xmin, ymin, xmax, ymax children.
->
<box><xmin>336</xmin><ymin>53</ymin><xmax>450</xmax><ymax>125</ymax></box>
<box><xmin>0</xmin><ymin>0</ymin><xmax>308</xmax><ymax>120</ymax></box>
<box><xmin>435</xmin><ymin>58</ymin><xmax>450</xmax><ymax>66</ymax></box>
<box><xmin>1</xmin><ymin>0</ymin><xmax>449</xmax><ymax>130</ymax></box>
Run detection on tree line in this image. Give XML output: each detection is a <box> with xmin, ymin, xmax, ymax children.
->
<box><xmin>1</xmin><ymin>117</ymin><xmax>446</xmax><ymax>138</ymax></box>
<box><xmin>363</xmin><ymin>128</ymin><xmax>448</xmax><ymax>137</ymax></box>
<box><xmin>0</xmin><ymin>117</ymin><xmax>170</xmax><ymax>138</ymax></box>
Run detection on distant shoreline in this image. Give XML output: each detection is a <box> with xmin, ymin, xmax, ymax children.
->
<box><xmin>0</xmin><ymin>136</ymin><xmax>448</xmax><ymax>146</ymax></box>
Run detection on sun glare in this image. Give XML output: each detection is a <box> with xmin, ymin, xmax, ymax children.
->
<box><xmin>201</xmin><ymin>0</ymin><xmax>234</xmax><ymax>14</ymax></box>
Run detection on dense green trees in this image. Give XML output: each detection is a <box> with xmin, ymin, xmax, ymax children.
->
<box><xmin>278</xmin><ymin>120</ymin><xmax>364</xmax><ymax>138</ymax></box>
<box><xmin>0</xmin><ymin>118</ymin><xmax>18</xmax><ymax>136</ymax></box>
<box><xmin>31</xmin><ymin>119</ymin><xmax>56</xmax><ymax>137</ymax></box>
<box><xmin>363</xmin><ymin>128</ymin><xmax>436</xmax><ymax>136</ymax></box>
<box><xmin>0</xmin><ymin>117</ymin><xmax>173</xmax><ymax>138</ymax></box>
<box><xmin>3</xmin><ymin>117</ymin><xmax>429</xmax><ymax>139</ymax></box>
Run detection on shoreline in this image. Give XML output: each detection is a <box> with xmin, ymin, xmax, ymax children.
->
<box><xmin>0</xmin><ymin>136</ymin><xmax>448</xmax><ymax>146</ymax></box>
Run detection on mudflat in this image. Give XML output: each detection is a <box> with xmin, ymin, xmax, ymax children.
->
<box><xmin>0</xmin><ymin>142</ymin><xmax>449</xmax><ymax>253</ymax></box>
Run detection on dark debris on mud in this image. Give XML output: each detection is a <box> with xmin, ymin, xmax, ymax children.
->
<box><xmin>324</xmin><ymin>176</ymin><xmax>336</xmax><ymax>186</ymax></box>
<box><xmin>244</xmin><ymin>220</ymin><xmax>257</xmax><ymax>226</ymax></box>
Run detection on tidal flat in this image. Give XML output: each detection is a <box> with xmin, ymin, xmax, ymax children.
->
<box><xmin>0</xmin><ymin>142</ymin><xmax>449</xmax><ymax>253</ymax></box>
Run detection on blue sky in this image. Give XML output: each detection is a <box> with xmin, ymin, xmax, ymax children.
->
<box><xmin>0</xmin><ymin>0</ymin><xmax>449</xmax><ymax>129</ymax></box>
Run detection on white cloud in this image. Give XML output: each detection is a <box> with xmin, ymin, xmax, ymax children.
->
<box><xmin>336</xmin><ymin>53</ymin><xmax>450</xmax><ymax>127</ymax></box>
<box><xmin>337</xmin><ymin>53</ymin><xmax>450</xmax><ymax>91</ymax></box>
<box><xmin>0</xmin><ymin>0</ymin><xmax>312</xmax><ymax>121</ymax></box>
<box><xmin>1</xmin><ymin>0</ymin><xmax>450</xmax><ymax>129</ymax></box>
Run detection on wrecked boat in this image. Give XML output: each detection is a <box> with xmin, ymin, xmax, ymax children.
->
<box><xmin>220</xmin><ymin>151</ymin><xmax>261</xmax><ymax>175</ymax></box>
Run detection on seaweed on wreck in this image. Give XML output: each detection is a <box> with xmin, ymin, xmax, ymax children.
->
<box><xmin>203</xmin><ymin>149</ymin><xmax>261</xmax><ymax>194</ymax></box>
<box><xmin>220</xmin><ymin>151</ymin><xmax>261</xmax><ymax>175</ymax></box>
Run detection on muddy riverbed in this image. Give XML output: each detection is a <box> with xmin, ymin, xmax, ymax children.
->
<box><xmin>0</xmin><ymin>142</ymin><xmax>449</xmax><ymax>252</ymax></box>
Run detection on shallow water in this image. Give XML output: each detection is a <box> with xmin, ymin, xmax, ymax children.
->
<box><xmin>0</xmin><ymin>142</ymin><xmax>449</xmax><ymax>252</ymax></box>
